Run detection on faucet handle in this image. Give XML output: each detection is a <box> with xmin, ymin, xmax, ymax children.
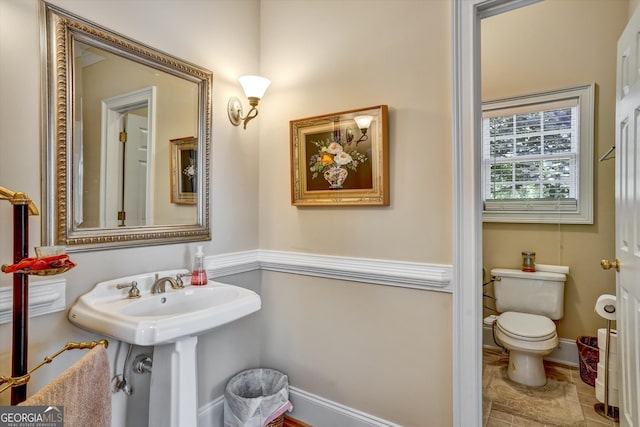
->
<box><xmin>116</xmin><ymin>281</ymin><xmax>141</xmax><ymax>299</ymax></box>
<box><xmin>175</xmin><ymin>273</ymin><xmax>191</xmax><ymax>288</ymax></box>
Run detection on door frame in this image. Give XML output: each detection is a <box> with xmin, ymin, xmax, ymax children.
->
<box><xmin>100</xmin><ymin>86</ymin><xmax>156</xmax><ymax>228</ymax></box>
<box><xmin>451</xmin><ymin>1</ymin><xmax>543</xmax><ymax>425</ymax></box>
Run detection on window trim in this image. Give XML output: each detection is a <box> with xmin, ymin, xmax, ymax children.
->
<box><xmin>481</xmin><ymin>83</ymin><xmax>595</xmax><ymax>224</ymax></box>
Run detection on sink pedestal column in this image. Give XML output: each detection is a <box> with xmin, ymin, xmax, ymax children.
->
<box><xmin>148</xmin><ymin>336</ymin><xmax>198</xmax><ymax>427</ymax></box>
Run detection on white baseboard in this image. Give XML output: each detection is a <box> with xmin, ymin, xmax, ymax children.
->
<box><xmin>197</xmin><ymin>386</ymin><xmax>403</xmax><ymax>427</ymax></box>
<box><xmin>482</xmin><ymin>325</ymin><xmax>579</xmax><ymax>367</ymax></box>
<box><xmin>287</xmin><ymin>387</ymin><xmax>403</xmax><ymax>427</ymax></box>
<box><xmin>198</xmin><ymin>395</ymin><xmax>224</xmax><ymax>427</ymax></box>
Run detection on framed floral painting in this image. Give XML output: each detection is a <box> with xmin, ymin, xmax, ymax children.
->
<box><xmin>170</xmin><ymin>136</ymin><xmax>197</xmax><ymax>205</ymax></box>
<box><xmin>290</xmin><ymin>105</ymin><xmax>389</xmax><ymax>206</ymax></box>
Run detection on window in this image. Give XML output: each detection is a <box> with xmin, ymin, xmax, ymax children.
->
<box><xmin>482</xmin><ymin>84</ymin><xmax>595</xmax><ymax>224</ymax></box>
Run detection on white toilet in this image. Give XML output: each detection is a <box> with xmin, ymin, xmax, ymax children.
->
<box><xmin>491</xmin><ymin>268</ymin><xmax>566</xmax><ymax>387</ymax></box>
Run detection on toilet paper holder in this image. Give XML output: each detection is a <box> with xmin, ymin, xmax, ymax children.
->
<box><xmin>594</xmin><ymin>295</ymin><xmax>619</xmax><ymax>422</ymax></box>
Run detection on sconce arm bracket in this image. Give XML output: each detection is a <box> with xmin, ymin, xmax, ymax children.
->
<box><xmin>241</xmin><ymin>106</ymin><xmax>259</xmax><ymax>129</ymax></box>
<box><xmin>228</xmin><ymin>96</ymin><xmax>260</xmax><ymax>129</ymax></box>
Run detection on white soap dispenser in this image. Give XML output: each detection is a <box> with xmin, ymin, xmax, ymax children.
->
<box><xmin>191</xmin><ymin>245</ymin><xmax>208</xmax><ymax>286</ymax></box>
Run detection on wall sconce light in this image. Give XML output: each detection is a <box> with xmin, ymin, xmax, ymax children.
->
<box><xmin>227</xmin><ymin>75</ymin><xmax>271</xmax><ymax>129</ymax></box>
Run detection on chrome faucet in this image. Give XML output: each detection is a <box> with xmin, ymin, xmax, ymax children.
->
<box><xmin>151</xmin><ymin>274</ymin><xmax>179</xmax><ymax>294</ymax></box>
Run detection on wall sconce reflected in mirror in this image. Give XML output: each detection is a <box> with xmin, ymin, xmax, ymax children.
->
<box><xmin>227</xmin><ymin>75</ymin><xmax>271</xmax><ymax>129</ymax></box>
<box><xmin>345</xmin><ymin>115</ymin><xmax>373</xmax><ymax>145</ymax></box>
<box><xmin>353</xmin><ymin>115</ymin><xmax>373</xmax><ymax>143</ymax></box>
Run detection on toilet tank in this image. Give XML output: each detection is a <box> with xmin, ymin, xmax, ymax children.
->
<box><xmin>491</xmin><ymin>268</ymin><xmax>566</xmax><ymax>320</ymax></box>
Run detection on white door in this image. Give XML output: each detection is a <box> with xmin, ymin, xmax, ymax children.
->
<box><xmin>615</xmin><ymin>7</ymin><xmax>640</xmax><ymax>427</ymax></box>
<box><xmin>122</xmin><ymin>113</ymin><xmax>148</xmax><ymax>226</ymax></box>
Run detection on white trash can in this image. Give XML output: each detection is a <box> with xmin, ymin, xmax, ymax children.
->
<box><xmin>224</xmin><ymin>368</ymin><xmax>292</xmax><ymax>427</ymax></box>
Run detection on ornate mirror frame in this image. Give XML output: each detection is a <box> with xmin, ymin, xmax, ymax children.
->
<box><xmin>40</xmin><ymin>2</ymin><xmax>212</xmax><ymax>251</ymax></box>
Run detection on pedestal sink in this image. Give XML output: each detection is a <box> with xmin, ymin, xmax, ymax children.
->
<box><xmin>68</xmin><ymin>269</ymin><xmax>261</xmax><ymax>427</ymax></box>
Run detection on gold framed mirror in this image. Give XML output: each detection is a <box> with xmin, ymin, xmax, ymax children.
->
<box><xmin>41</xmin><ymin>2</ymin><xmax>212</xmax><ymax>251</ymax></box>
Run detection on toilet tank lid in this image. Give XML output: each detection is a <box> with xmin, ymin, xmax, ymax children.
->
<box><xmin>491</xmin><ymin>268</ymin><xmax>565</xmax><ymax>282</ymax></box>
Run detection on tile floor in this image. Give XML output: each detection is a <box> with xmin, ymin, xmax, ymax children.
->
<box><xmin>483</xmin><ymin>348</ymin><xmax>619</xmax><ymax>427</ymax></box>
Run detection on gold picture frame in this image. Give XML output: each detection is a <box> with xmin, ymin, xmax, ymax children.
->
<box><xmin>170</xmin><ymin>136</ymin><xmax>198</xmax><ymax>205</ymax></box>
<box><xmin>290</xmin><ymin>105</ymin><xmax>389</xmax><ymax>206</ymax></box>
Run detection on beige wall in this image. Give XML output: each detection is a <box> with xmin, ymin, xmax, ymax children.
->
<box><xmin>258</xmin><ymin>1</ymin><xmax>453</xmax><ymax>425</ymax></box>
<box><xmin>260</xmin><ymin>272</ymin><xmax>452</xmax><ymax>427</ymax></box>
<box><xmin>481</xmin><ymin>0</ymin><xmax>628</xmax><ymax>339</ymax></box>
<box><xmin>258</xmin><ymin>0</ymin><xmax>453</xmax><ymax>264</ymax></box>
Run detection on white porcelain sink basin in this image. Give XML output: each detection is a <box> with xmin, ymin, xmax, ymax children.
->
<box><xmin>119</xmin><ymin>286</ymin><xmax>241</xmax><ymax>317</ymax></box>
<box><xmin>69</xmin><ymin>269</ymin><xmax>261</xmax><ymax>345</ymax></box>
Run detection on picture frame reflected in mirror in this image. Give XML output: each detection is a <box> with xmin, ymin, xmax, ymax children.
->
<box><xmin>170</xmin><ymin>136</ymin><xmax>198</xmax><ymax>205</ymax></box>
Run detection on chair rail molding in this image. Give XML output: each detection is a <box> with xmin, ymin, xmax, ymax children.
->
<box><xmin>205</xmin><ymin>250</ymin><xmax>452</xmax><ymax>292</ymax></box>
<box><xmin>0</xmin><ymin>278</ymin><xmax>66</xmax><ymax>324</ymax></box>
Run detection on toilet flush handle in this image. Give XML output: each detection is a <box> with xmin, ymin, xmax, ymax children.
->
<box><xmin>600</xmin><ymin>259</ymin><xmax>620</xmax><ymax>272</ymax></box>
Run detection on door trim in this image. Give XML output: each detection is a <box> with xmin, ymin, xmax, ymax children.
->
<box><xmin>100</xmin><ymin>86</ymin><xmax>156</xmax><ymax>228</ymax></box>
<box><xmin>451</xmin><ymin>1</ymin><xmax>543</xmax><ymax>425</ymax></box>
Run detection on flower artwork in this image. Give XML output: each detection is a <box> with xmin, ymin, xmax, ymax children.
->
<box><xmin>178</xmin><ymin>149</ymin><xmax>197</xmax><ymax>193</ymax></box>
<box><xmin>182</xmin><ymin>155</ymin><xmax>197</xmax><ymax>182</ymax></box>
<box><xmin>290</xmin><ymin>105</ymin><xmax>389</xmax><ymax>206</ymax></box>
<box><xmin>309</xmin><ymin>137</ymin><xmax>368</xmax><ymax>189</ymax></box>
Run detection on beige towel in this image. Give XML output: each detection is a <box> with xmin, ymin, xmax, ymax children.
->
<box><xmin>19</xmin><ymin>346</ymin><xmax>111</xmax><ymax>427</ymax></box>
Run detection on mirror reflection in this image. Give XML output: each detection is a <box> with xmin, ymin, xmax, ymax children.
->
<box><xmin>73</xmin><ymin>41</ymin><xmax>198</xmax><ymax>229</ymax></box>
<box><xmin>42</xmin><ymin>3</ymin><xmax>211</xmax><ymax>251</ymax></box>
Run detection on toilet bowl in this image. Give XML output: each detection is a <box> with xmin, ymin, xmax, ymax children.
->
<box><xmin>494</xmin><ymin>311</ymin><xmax>559</xmax><ymax>387</ymax></box>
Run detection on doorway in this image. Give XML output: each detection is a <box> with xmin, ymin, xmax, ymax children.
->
<box><xmin>99</xmin><ymin>87</ymin><xmax>156</xmax><ymax>228</ymax></box>
<box><xmin>453</xmin><ymin>1</ymin><xmax>625</xmax><ymax>426</ymax></box>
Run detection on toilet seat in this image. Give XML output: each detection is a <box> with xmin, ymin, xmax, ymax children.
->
<box><xmin>496</xmin><ymin>311</ymin><xmax>556</xmax><ymax>342</ymax></box>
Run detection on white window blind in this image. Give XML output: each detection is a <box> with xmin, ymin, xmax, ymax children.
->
<box><xmin>481</xmin><ymin>84</ymin><xmax>594</xmax><ymax>224</ymax></box>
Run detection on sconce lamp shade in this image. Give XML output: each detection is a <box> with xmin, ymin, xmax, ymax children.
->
<box><xmin>354</xmin><ymin>115</ymin><xmax>374</xmax><ymax>130</ymax></box>
<box><xmin>239</xmin><ymin>75</ymin><xmax>271</xmax><ymax>100</ymax></box>
<box><xmin>228</xmin><ymin>75</ymin><xmax>271</xmax><ymax>129</ymax></box>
